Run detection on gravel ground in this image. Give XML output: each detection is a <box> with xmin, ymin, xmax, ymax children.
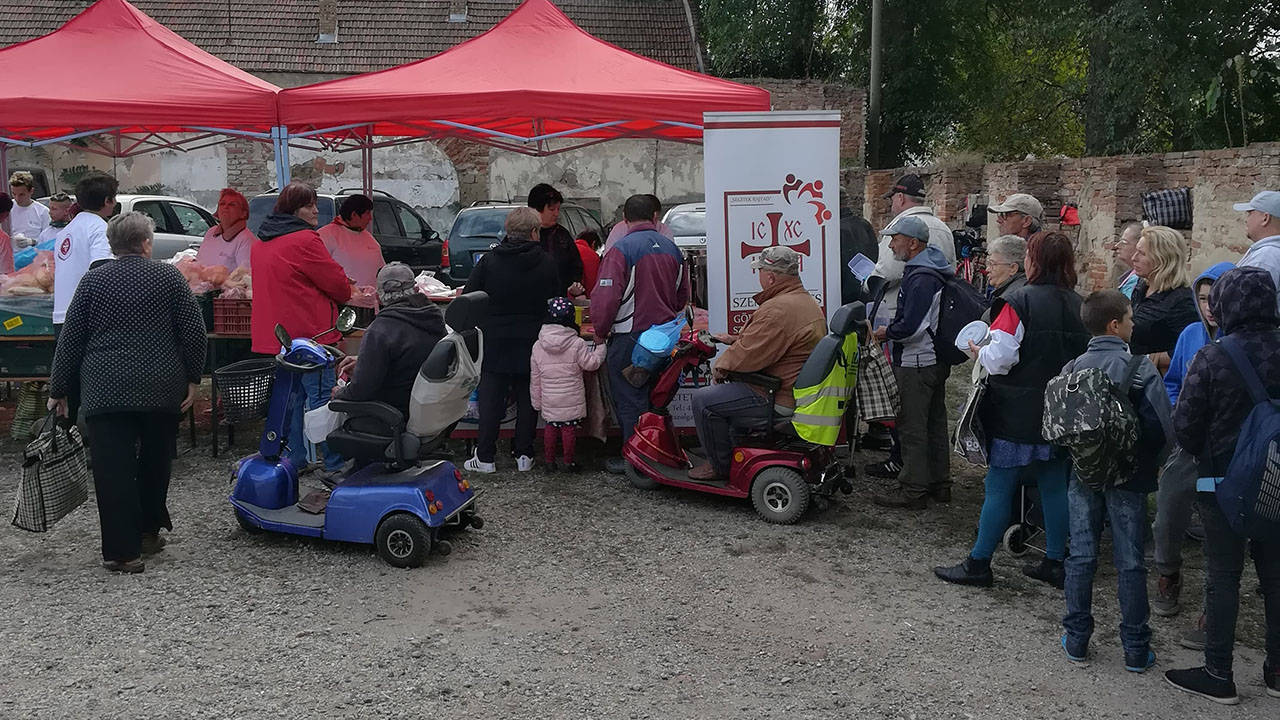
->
<box><xmin>0</xmin><ymin>397</ymin><xmax>1274</xmax><ymax>719</ymax></box>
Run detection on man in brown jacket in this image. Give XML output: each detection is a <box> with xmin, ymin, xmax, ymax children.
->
<box><xmin>689</xmin><ymin>246</ymin><xmax>827</xmax><ymax>480</ymax></box>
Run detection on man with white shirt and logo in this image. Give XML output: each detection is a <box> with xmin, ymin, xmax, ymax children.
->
<box><xmin>195</xmin><ymin>188</ymin><xmax>256</xmax><ymax>271</ymax></box>
<box><xmin>8</xmin><ymin>171</ymin><xmax>50</xmax><ymax>249</ymax></box>
<box><xmin>54</xmin><ymin>172</ymin><xmax>118</xmax><ymax>424</ymax></box>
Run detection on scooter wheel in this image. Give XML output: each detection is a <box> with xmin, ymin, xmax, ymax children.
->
<box><xmin>468</xmin><ymin>516</ymin><xmax>485</xmax><ymax>530</ymax></box>
<box><xmin>624</xmin><ymin>461</ymin><xmax>661</xmax><ymax>490</ymax></box>
<box><xmin>750</xmin><ymin>467</ymin><xmax>809</xmax><ymax>525</ymax></box>
<box><xmin>234</xmin><ymin>509</ymin><xmax>262</xmax><ymax>534</ymax></box>
<box><xmin>375</xmin><ymin>513</ymin><xmax>431</xmax><ymax>568</ymax></box>
<box><xmin>434</xmin><ymin>539</ymin><xmax>453</xmax><ymax>556</ymax></box>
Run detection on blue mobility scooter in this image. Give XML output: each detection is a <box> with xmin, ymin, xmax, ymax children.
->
<box><xmin>230</xmin><ymin>293</ymin><xmax>488</xmax><ymax>568</ymax></box>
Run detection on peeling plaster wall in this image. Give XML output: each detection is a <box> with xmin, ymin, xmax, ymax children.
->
<box><xmin>488</xmin><ymin>140</ymin><xmax>704</xmax><ymax>225</ymax></box>
<box><xmin>7</xmin><ymin>143</ymin><xmax>227</xmax><ymax>208</ymax></box>
<box><xmin>285</xmin><ymin>143</ymin><xmax>460</xmax><ymax>231</ymax></box>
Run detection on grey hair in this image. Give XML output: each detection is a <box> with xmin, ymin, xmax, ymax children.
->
<box><xmin>1028</xmin><ymin>217</ymin><xmax>1042</xmax><ymax>234</ymax></box>
<box><xmin>106</xmin><ymin>211</ymin><xmax>155</xmax><ymax>256</ymax></box>
<box><xmin>504</xmin><ymin>207</ymin><xmax>541</xmax><ymax>243</ymax></box>
<box><xmin>988</xmin><ymin>234</ymin><xmax>1027</xmax><ymax>271</ymax></box>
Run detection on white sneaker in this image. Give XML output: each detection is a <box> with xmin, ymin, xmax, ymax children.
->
<box><xmin>464</xmin><ymin>454</ymin><xmax>496</xmax><ymax>474</ymax></box>
<box><xmin>516</xmin><ymin>455</ymin><xmax>534</xmax><ymax>472</ymax></box>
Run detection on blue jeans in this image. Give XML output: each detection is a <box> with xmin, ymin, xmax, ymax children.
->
<box><xmin>287</xmin><ymin>367</ymin><xmax>344</xmax><ymax>471</ymax></box>
<box><xmin>970</xmin><ymin>457</ymin><xmax>1070</xmax><ymax>561</ymax></box>
<box><xmin>1063</xmin><ymin>477</ymin><xmax>1151</xmax><ymax>656</ymax></box>
<box><xmin>691</xmin><ymin>382</ymin><xmax>772</xmax><ymax>475</ymax></box>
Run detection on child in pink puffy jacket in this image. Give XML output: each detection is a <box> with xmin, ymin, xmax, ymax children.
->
<box><xmin>531</xmin><ymin>297</ymin><xmax>606</xmax><ymax>471</ymax></box>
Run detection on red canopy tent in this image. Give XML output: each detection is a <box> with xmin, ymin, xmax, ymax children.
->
<box><xmin>0</xmin><ymin>0</ymin><xmax>282</xmax><ymax>173</ymax></box>
<box><xmin>279</xmin><ymin>0</ymin><xmax>770</xmax><ymax>160</ymax></box>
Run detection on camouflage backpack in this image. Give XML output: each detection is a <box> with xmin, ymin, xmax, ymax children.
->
<box><xmin>1041</xmin><ymin>356</ymin><xmax>1144</xmax><ymax>492</ymax></box>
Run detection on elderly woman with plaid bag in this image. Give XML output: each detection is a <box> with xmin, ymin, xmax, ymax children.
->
<box><xmin>48</xmin><ymin>212</ymin><xmax>207</xmax><ymax>573</ymax></box>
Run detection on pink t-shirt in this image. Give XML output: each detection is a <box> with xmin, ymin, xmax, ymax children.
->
<box><xmin>318</xmin><ymin>221</ymin><xmax>386</xmax><ymax>288</ymax></box>
<box><xmin>603</xmin><ymin>221</ymin><xmax>673</xmax><ymax>253</ymax></box>
<box><xmin>0</xmin><ymin>228</ymin><xmax>12</xmax><ymax>274</ymax></box>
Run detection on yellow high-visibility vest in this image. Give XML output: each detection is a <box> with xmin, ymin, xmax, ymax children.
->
<box><xmin>791</xmin><ymin>333</ymin><xmax>859</xmax><ymax>446</ymax></box>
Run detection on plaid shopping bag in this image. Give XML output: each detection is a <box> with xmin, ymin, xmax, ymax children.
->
<box><xmin>12</xmin><ymin>413</ymin><xmax>90</xmax><ymax>533</ymax></box>
<box><xmin>856</xmin><ymin>339</ymin><xmax>899</xmax><ymax>423</ymax></box>
<box><xmin>1142</xmin><ymin>187</ymin><xmax>1192</xmax><ymax>229</ymax></box>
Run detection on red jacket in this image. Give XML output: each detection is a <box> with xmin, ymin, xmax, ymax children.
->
<box><xmin>250</xmin><ymin>214</ymin><xmax>353</xmax><ymax>354</ymax></box>
<box><xmin>575</xmin><ymin>237</ymin><xmax>600</xmax><ymax>297</ymax></box>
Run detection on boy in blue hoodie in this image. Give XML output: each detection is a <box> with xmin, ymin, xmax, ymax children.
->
<box><xmin>1059</xmin><ymin>289</ymin><xmax>1174</xmax><ymax>673</ymax></box>
<box><xmin>1152</xmin><ymin>262</ymin><xmax>1233</xmax><ymax>621</ymax></box>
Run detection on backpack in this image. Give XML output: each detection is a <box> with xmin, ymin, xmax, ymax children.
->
<box><xmin>1041</xmin><ymin>356</ymin><xmax>1144</xmax><ymax>493</ymax></box>
<box><xmin>919</xmin><ymin>267</ymin><xmax>988</xmax><ymax>366</ymax></box>
<box><xmin>1216</xmin><ymin>337</ymin><xmax>1280</xmax><ymax>540</ymax></box>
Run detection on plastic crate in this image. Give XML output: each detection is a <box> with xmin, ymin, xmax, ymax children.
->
<box><xmin>212</xmin><ymin>297</ymin><xmax>253</xmax><ymax>336</ymax></box>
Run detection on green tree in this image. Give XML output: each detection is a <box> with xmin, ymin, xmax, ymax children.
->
<box><xmin>700</xmin><ymin>0</ymin><xmax>831</xmax><ymax>78</ymax></box>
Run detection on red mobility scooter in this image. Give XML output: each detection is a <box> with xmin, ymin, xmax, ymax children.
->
<box><xmin>622</xmin><ymin>302</ymin><xmax>864</xmax><ymax>524</ymax></box>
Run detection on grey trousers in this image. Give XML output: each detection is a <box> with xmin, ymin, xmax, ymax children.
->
<box><xmin>1153</xmin><ymin>446</ymin><xmax>1199</xmax><ymax>577</ymax></box>
<box><xmin>692</xmin><ymin>382</ymin><xmax>772</xmax><ymax>476</ymax></box>
<box><xmin>894</xmin><ymin>364</ymin><xmax>951</xmax><ymax>497</ymax></box>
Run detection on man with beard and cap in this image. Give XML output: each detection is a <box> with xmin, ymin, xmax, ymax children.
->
<box><xmin>332</xmin><ymin>262</ymin><xmax>446</xmax><ymax>422</ymax></box>
<box><xmin>870</xmin><ymin>215</ymin><xmax>954</xmax><ymax>510</ymax></box>
<box><xmin>1164</xmin><ymin>266</ymin><xmax>1280</xmax><ymax>705</ymax></box>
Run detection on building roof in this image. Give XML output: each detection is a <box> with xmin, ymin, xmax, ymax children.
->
<box><xmin>0</xmin><ymin>0</ymin><xmax>703</xmax><ymax>75</ymax></box>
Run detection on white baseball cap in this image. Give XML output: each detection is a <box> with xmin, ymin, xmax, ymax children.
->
<box><xmin>1233</xmin><ymin>191</ymin><xmax>1280</xmax><ymax>217</ymax></box>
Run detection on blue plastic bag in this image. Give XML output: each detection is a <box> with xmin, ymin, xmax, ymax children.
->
<box><xmin>631</xmin><ymin>316</ymin><xmax>687</xmax><ymax>371</ymax></box>
<box><xmin>14</xmin><ymin>239</ymin><xmax>55</xmax><ymax>271</ymax></box>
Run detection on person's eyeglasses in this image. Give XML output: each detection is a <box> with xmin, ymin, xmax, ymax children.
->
<box><xmin>997</xmin><ymin>211</ymin><xmax>1025</xmax><ymax>221</ymax></box>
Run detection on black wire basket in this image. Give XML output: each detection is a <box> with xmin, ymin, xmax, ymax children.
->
<box><xmin>213</xmin><ymin>358</ymin><xmax>276</xmax><ymax>424</ymax></box>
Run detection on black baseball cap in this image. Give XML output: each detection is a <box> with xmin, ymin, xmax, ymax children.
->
<box><xmin>882</xmin><ymin>174</ymin><xmax>926</xmax><ymax>200</ymax></box>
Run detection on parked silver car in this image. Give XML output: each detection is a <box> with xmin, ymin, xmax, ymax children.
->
<box><xmin>38</xmin><ymin>193</ymin><xmax>217</xmax><ymax>260</ymax></box>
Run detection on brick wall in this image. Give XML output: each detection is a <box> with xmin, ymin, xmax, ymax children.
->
<box><xmin>225</xmin><ymin>137</ymin><xmax>273</xmax><ymax>194</ymax></box>
<box><xmin>867</xmin><ymin>142</ymin><xmax>1280</xmax><ymax>292</ymax></box>
<box><xmin>736</xmin><ymin>78</ymin><xmax>866</xmax><ymax>167</ymax></box>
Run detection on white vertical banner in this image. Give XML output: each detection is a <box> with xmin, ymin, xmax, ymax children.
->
<box><xmin>704</xmin><ymin>111</ymin><xmax>841</xmax><ymax>335</ymax></box>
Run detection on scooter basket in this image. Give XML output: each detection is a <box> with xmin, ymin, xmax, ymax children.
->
<box><xmin>213</xmin><ymin>359</ymin><xmax>276</xmax><ymax>424</ymax></box>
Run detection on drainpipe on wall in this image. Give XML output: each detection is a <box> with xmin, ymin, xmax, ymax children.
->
<box><xmin>678</xmin><ymin>0</ymin><xmax>706</xmax><ymax>74</ymax></box>
<box><xmin>317</xmin><ymin>0</ymin><xmax>338</xmax><ymax>43</ymax></box>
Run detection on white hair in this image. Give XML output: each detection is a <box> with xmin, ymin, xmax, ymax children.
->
<box><xmin>988</xmin><ymin>234</ymin><xmax>1027</xmax><ymax>270</ymax></box>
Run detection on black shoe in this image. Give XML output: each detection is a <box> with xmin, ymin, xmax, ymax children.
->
<box><xmin>1185</xmin><ymin>523</ymin><xmax>1205</xmax><ymax>542</ymax></box>
<box><xmin>934</xmin><ymin>556</ymin><xmax>993</xmax><ymax>587</ymax></box>
<box><xmin>1165</xmin><ymin>667</ymin><xmax>1239</xmax><ymax>705</ymax></box>
<box><xmin>859</xmin><ymin>433</ymin><xmax>894</xmax><ymax>451</ymax></box>
<box><xmin>1022</xmin><ymin>558</ymin><xmax>1065</xmax><ymax>589</ymax></box>
<box><xmin>1265</xmin><ymin>661</ymin><xmax>1279</xmax><ymax>698</ymax></box>
<box><xmin>545</xmin><ymin>460</ymin><xmax>560</xmax><ymax>473</ymax></box>
<box><xmin>605</xmin><ymin>457</ymin><xmax>627</xmax><ymax>475</ymax></box>
<box><xmin>873</xmin><ymin>487</ymin><xmax>926</xmax><ymax>510</ymax></box>
<box><xmin>865</xmin><ymin>459</ymin><xmax>902</xmax><ymax>479</ymax></box>
<box><xmin>140</xmin><ymin>532</ymin><xmax>166</xmax><ymax>556</ymax></box>
<box><xmin>929</xmin><ymin>486</ymin><xmax>952</xmax><ymax>503</ymax></box>
<box><xmin>560</xmin><ymin>461</ymin><xmax>581</xmax><ymax>473</ymax></box>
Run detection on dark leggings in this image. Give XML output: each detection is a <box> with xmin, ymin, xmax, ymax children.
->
<box><xmin>476</xmin><ymin>370</ymin><xmax>536</xmax><ymax>463</ymax></box>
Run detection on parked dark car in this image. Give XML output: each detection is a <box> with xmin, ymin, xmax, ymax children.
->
<box><xmin>443</xmin><ymin>201</ymin><xmax>604</xmax><ymax>285</ymax></box>
<box><xmin>248</xmin><ymin>189</ymin><xmax>443</xmax><ymax>271</ymax></box>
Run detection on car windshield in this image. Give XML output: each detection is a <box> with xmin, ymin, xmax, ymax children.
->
<box><xmin>248</xmin><ymin>196</ymin><xmax>336</xmax><ymax>234</ymax></box>
<box><xmin>665</xmin><ymin>209</ymin><xmax>705</xmax><ymax>237</ymax></box>
<box><xmin>451</xmin><ymin>208</ymin><xmax>512</xmax><ymax>238</ymax></box>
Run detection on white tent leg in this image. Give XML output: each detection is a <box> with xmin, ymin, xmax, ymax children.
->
<box><xmin>272</xmin><ymin>126</ymin><xmax>292</xmax><ymax>186</ymax></box>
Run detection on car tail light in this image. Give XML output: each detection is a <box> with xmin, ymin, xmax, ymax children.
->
<box><xmin>801</xmin><ymin>457</ymin><xmax>812</xmax><ymax>471</ymax></box>
<box><xmin>440</xmin><ymin>237</ymin><xmax>450</xmax><ymax>268</ymax></box>
<box><xmin>425</xmin><ymin>490</ymin><xmax>435</xmax><ymax>502</ymax></box>
<box><xmin>428</xmin><ymin>503</ymin><xmax>438</xmax><ymax>514</ymax></box>
<box><xmin>454</xmin><ymin>468</ymin><xmax>463</xmax><ymax>481</ymax></box>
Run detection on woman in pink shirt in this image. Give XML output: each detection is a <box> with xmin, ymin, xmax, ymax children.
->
<box><xmin>318</xmin><ymin>194</ymin><xmax>386</xmax><ymax>288</ymax></box>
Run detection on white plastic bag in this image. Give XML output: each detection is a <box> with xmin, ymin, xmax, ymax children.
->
<box><xmin>304</xmin><ymin>403</ymin><xmax>345</xmax><ymax>444</ymax></box>
<box><xmin>408</xmin><ymin>328</ymin><xmax>483</xmax><ymax>438</ymax></box>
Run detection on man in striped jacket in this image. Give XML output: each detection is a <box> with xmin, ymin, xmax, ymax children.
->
<box><xmin>591</xmin><ymin>194</ymin><xmax>690</xmax><ymax>473</ymax></box>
